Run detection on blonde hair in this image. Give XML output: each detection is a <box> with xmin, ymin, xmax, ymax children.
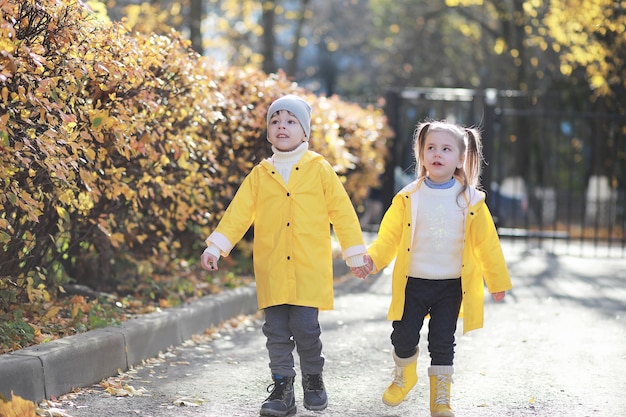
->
<box><xmin>413</xmin><ymin>120</ymin><xmax>483</xmax><ymax>196</ymax></box>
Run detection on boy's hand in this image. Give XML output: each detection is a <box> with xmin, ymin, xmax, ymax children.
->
<box><xmin>201</xmin><ymin>251</ymin><xmax>219</xmax><ymax>271</ymax></box>
<box><xmin>491</xmin><ymin>291</ymin><xmax>505</xmax><ymax>302</ymax></box>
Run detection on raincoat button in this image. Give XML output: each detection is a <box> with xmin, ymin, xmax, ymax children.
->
<box><xmin>287</xmin><ymin>256</ymin><xmax>291</xmax><ymax>260</ymax></box>
<box><xmin>287</xmin><ymin>222</ymin><xmax>290</xmax><ymax>226</ymax></box>
<box><xmin>287</xmin><ymin>192</ymin><xmax>290</xmax><ymax>197</ymax></box>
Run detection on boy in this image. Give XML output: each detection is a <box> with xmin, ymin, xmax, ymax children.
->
<box><xmin>201</xmin><ymin>95</ymin><xmax>367</xmax><ymax>416</ymax></box>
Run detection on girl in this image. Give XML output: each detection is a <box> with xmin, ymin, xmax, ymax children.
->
<box><xmin>353</xmin><ymin>120</ymin><xmax>512</xmax><ymax>417</ymax></box>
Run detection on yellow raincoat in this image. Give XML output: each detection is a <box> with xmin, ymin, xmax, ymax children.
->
<box><xmin>206</xmin><ymin>150</ymin><xmax>366</xmax><ymax>311</ymax></box>
<box><xmin>368</xmin><ymin>178</ymin><xmax>512</xmax><ymax>334</ymax></box>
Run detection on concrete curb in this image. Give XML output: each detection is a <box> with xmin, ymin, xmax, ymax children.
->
<box><xmin>0</xmin><ymin>284</ymin><xmax>259</xmax><ymax>402</ymax></box>
<box><xmin>0</xmin><ymin>257</ymin><xmax>351</xmax><ymax>403</ymax></box>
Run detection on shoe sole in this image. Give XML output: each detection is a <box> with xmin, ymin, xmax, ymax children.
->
<box><xmin>259</xmin><ymin>406</ymin><xmax>297</xmax><ymax>417</ymax></box>
<box><xmin>382</xmin><ymin>397</ymin><xmax>403</xmax><ymax>407</ymax></box>
<box><xmin>303</xmin><ymin>400</ymin><xmax>328</xmax><ymax>411</ymax></box>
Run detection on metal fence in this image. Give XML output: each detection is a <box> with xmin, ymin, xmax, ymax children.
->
<box><xmin>381</xmin><ymin>88</ymin><xmax>626</xmax><ymax>258</ymax></box>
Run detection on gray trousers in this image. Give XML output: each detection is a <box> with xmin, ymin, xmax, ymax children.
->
<box><xmin>262</xmin><ymin>304</ymin><xmax>324</xmax><ymax>378</ymax></box>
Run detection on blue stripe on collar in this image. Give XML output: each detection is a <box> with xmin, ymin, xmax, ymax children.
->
<box><xmin>424</xmin><ymin>177</ymin><xmax>455</xmax><ymax>189</ymax></box>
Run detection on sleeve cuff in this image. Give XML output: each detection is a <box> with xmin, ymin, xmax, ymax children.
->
<box><xmin>205</xmin><ymin>232</ymin><xmax>233</xmax><ymax>256</ymax></box>
<box><xmin>203</xmin><ymin>245</ymin><xmax>222</xmax><ymax>260</ymax></box>
<box><xmin>345</xmin><ymin>253</ymin><xmax>366</xmax><ymax>268</ymax></box>
<box><xmin>342</xmin><ymin>244</ymin><xmax>367</xmax><ymax>259</ymax></box>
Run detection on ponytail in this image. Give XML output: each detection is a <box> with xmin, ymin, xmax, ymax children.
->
<box><xmin>463</xmin><ymin>128</ymin><xmax>483</xmax><ymax>188</ymax></box>
<box><xmin>413</xmin><ymin>121</ymin><xmax>431</xmax><ymax>179</ymax></box>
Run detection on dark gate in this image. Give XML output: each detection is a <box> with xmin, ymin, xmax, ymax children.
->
<box><xmin>382</xmin><ymin>88</ymin><xmax>626</xmax><ymax>258</ymax></box>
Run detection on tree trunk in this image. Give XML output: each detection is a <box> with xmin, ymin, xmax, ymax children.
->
<box><xmin>261</xmin><ymin>1</ymin><xmax>277</xmax><ymax>74</ymax></box>
<box><xmin>286</xmin><ymin>0</ymin><xmax>310</xmax><ymax>77</ymax></box>
<box><xmin>188</xmin><ymin>0</ymin><xmax>204</xmax><ymax>54</ymax></box>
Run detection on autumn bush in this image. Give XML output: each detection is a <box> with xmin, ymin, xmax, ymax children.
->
<box><xmin>0</xmin><ymin>0</ymin><xmax>391</xmax><ymax>353</ymax></box>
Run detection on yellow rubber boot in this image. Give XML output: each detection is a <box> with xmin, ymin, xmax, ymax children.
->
<box><xmin>382</xmin><ymin>349</ymin><xmax>418</xmax><ymax>406</ymax></box>
<box><xmin>428</xmin><ymin>365</ymin><xmax>454</xmax><ymax>417</ymax></box>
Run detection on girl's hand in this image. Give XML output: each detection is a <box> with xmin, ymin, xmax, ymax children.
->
<box><xmin>491</xmin><ymin>291</ymin><xmax>505</xmax><ymax>302</ymax></box>
<box><xmin>351</xmin><ymin>255</ymin><xmax>374</xmax><ymax>279</ymax></box>
<box><xmin>201</xmin><ymin>251</ymin><xmax>219</xmax><ymax>271</ymax></box>
<box><xmin>351</xmin><ymin>265</ymin><xmax>368</xmax><ymax>279</ymax></box>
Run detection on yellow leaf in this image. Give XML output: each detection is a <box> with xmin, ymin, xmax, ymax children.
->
<box><xmin>57</xmin><ymin>189</ymin><xmax>74</xmax><ymax>206</ymax></box>
<box><xmin>77</xmin><ymin>191</ymin><xmax>94</xmax><ymax>213</ymax></box>
<box><xmin>42</xmin><ymin>306</ymin><xmax>62</xmax><ymax>322</ymax></box>
<box><xmin>110</xmin><ymin>232</ymin><xmax>125</xmax><ymax>248</ymax></box>
<box><xmin>55</xmin><ymin>206</ymin><xmax>70</xmax><ymax>223</ymax></box>
<box><xmin>105</xmin><ymin>384</ymin><xmax>148</xmax><ymax>397</ymax></box>
<box><xmin>105</xmin><ymin>386</ymin><xmax>129</xmax><ymax>397</ymax></box>
<box><xmin>0</xmin><ymin>391</ymin><xmax>37</xmax><ymax>417</ymax></box>
<box><xmin>84</xmin><ymin>147</ymin><xmax>96</xmax><ymax>162</ymax></box>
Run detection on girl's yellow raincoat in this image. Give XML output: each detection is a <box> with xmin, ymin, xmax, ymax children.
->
<box><xmin>206</xmin><ymin>150</ymin><xmax>366</xmax><ymax>311</ymax></box>
<box><xmin>368</xmin><ymin>178</ymin><xmax>512</xmax><ymax>334</ymax></box>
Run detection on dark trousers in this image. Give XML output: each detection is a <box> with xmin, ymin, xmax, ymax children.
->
<box><xmin>262</xmin><ymin>304</ymin><xmax>324</xmax><ymax>378</ymax></box>
<box><xmin>391</xmin><ymin>277</ymin><xmax>462</xmax><ymax>365</ymax></box>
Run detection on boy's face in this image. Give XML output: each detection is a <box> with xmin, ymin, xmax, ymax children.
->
<box><xmin>267</xmin><ymin>110</ymin><xmax>307</xmax><ymax>152</ymax></box>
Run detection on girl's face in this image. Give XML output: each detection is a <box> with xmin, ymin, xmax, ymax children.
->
<box><xmin>422</xmin><ymin>130</ymin><xmax>465</xmax><ymax>183</ymax></box>
<box><xmin>267</xmin><ymin>110</ymin><xmax>307</xmax><ymax>152</ymax></box>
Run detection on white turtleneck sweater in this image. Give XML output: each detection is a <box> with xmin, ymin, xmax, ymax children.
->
<box><xmin>409</xmin><ymin>180</ymin><xmax>465</xmax><ymax>279</ymax></box>
<box><xmin>271</xmin><ymin>142</ymin><xmax>309</xmax><ymax>184</ymax></box>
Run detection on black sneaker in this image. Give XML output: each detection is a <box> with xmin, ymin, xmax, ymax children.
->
<box><xmin>302</xmin><ymin>373</ymin><xmax>328</xmax><ymax>411</ymax></box>
<box><xmin>260</xmin><ymin>375</ymin><xmax>296</xmax><ymax>417</ymax></box>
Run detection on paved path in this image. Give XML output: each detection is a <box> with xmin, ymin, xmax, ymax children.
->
<box><xmin>37</xmin><ymin>241</ymin><xmax>626</xmax><ymax>416</ymax></box>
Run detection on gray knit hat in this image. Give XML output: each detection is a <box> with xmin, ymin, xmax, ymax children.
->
<box><xmin>267</xmin><ymin>95</ymin><xmax>312</xmax><ymax>138</ymax></box>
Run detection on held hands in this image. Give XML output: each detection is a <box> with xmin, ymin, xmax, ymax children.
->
<box><xmin>200</xmin><ymin>250</ymin><xmax>219</xmax><ymax>271</ymax></box>
<box><xmin>351</xmin><ymin>254</ymin><xmax>374</xmax><ymax>279</ymax></box>
<box><xmin>347</xmin><ymin>254</ymin><xmax>509</xmax><ymax>300</ymax></box>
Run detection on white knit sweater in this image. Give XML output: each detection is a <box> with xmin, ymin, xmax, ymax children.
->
<box><xmin>408</xmin><ymin>181</ymin><xmax>465</xmax><ymax>279</ymax></box>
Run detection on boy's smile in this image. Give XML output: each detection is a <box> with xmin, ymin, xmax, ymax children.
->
<box><xmin>268</xmin><ymin>110</ymin><xmax>307</xmax><ymax>152</ymax></box>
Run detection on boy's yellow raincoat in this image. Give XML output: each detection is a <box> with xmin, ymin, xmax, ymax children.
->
<box><xmin>368</xmin><ymin>178</ymin><xmax>512</xmax><ymax>334</ymax></box>
<box><xmin>207</xmin><ymin>150</ymin><xmax>366</xmax><ymax>311</ymax></box>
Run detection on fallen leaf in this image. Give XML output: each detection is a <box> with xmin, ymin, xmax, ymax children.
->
<box><xmin>0</xmin><ymin>392</ymin><xmax>37</xmax><ymax>417</ymax></box>
<box><xmin>172</xmin><ymin>396</ymin><xmax>207</xmax><ymax>407</ymax></box>
<box><xmin>104</xmin><ymin>384</ymin><xmax>148</xmax><ymax>397</ymax></box>
<box><xmin>35</xmin><ymin>407</ymin><xmax>73</xmax><ymax>417</ymax></box>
